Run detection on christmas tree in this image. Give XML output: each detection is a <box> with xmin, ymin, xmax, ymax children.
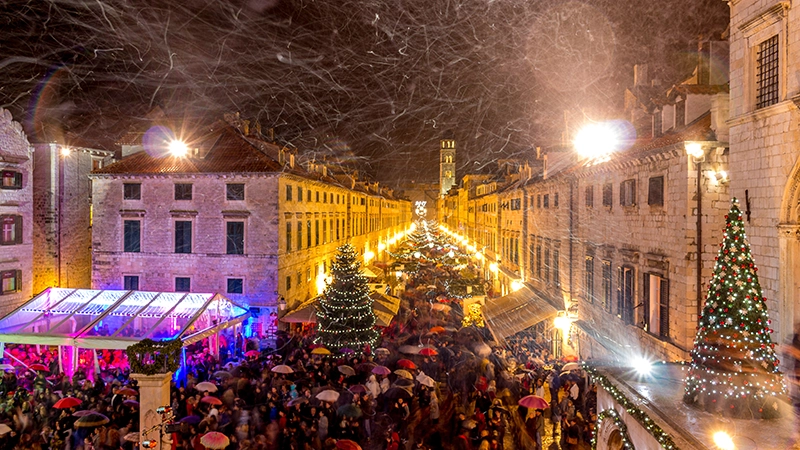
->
<box><xmin>314</xmin><ymin>244</ymin><xmax>379</xmax><ymax>354</ymax></box>
<box><xmin>684</xmin><ymin>199</ymin><xmax>785</xmax><ymax>418</ymax></box>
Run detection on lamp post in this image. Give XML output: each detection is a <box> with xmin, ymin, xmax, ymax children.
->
<box><xmin>685</xmin><ymin>142</ymin><xmax>706</xmax><ymax>318</ymax></box>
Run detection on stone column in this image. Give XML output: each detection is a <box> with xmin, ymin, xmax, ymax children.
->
<box><xmin>130</xmin><ymin>372</ymin><xmax>173</xmax><ymax>450</ymax></box>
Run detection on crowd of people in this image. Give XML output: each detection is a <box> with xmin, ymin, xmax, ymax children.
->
<box><xmin>0</xmin><ymin>227</ymin><xmax>594</xmax><ymax>450</ymax></box>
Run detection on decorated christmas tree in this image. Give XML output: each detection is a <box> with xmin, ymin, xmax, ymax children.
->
<box><xmin>684</xmin><ymin>199</ymin><xmax>785</xmax><ymax>418</ymax></box>
<box><xmin>314</xmin><ymin>244</ymin><xmax>379</xmax><ymax>354</ymax></box>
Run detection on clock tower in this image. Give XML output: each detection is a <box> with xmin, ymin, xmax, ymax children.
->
<box><xmin>440</xmin><ymin>134</ymin><xmax>456</xmax><ymax>197</ymax></box>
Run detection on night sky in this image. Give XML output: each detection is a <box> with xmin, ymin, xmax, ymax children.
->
<box><xmin>0</xmin><ymin>0</ymin><xmax>728</xmax><ymax>183</ymax></box>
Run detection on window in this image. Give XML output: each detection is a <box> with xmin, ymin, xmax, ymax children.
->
<box><xmin>1</xmin><ymin>170</ymin><xmax>22</xmax><ymax>189</ymax></box>
<box><xmin>756</xmin><ymin>35</ymin><xmax>780</xmax><ymax>109</ymax></box>
<box><xmin>286</xmin><ymin>275</ymin><xmax>292</xmax><ymax>291</ymax></box>
<box><xmin>286</xmin><ymin>185</ymin><xmax>293</xmax><ymax>201</ymax></box>
<box><xmin>602</xmin><ymin>261</ymin><xmax>612</xmax><ymax>312</ymax></box>
<box><xmin>602</xmin><ymin>183</ymin><xmax>613</xmax><ymax>207</ymax></box>
<box><xmin>307</xmin><ymin>220</ymin><xmax>312</xmax><ymax>246</ymax></box>
<box><xmin>227</xmin><ymin>278</ymin><xmax>243</xmax><ymax>294</ymax></box>
<box><xmin>226</xmin><ymin>184</ymin><xmax>245</xmax><ymax>201</ymax></box>
<box><xmin>175</xmin><ymin>277</ymin><xmax>191</xmax><ymax>292</ymax></box>
<box><xmin>297</xmin><ymin>221</ymin><xmax>303</xmax><ymax>250</ymax></box>
<box><xmin>123</xmin><ymin>275</ymin><xmax>139</xmax><ymax>290</ymax></box>
<box><xmin>0</xmin><ymin>270</ymin><xmax>21</xmax><ymax>294</ymax></box>
<box><xmin>297</xmin><ymin>186</ymin><xmax>302</xmax><ymax>202</ymax></box>
<box><xmin>644</xmin><ymin>273</ymin><xmax>670</xmax><ymax>338</ymax></box>
<box><xmin>544</xmin><ymin>247</ymin><xmax>550</xmax><ymax>283</ymax></box>
<box><xmin>227</xmin><ymin>222</ymin><xmax>244</xmax><ymax>255</ymax></box>
<box><xmin>323</xmin><ymin>192</ymin><xmax>327</xmax><ymax>203</ymax></box>
<box><xmin>316</xmin><ymin>191</ymin><xmax>320</xmax><ymax>202</ymax></box>
<box><xmin>285</xmin><ymin>222</ymin><xmax>292</xmax><ymax>252</ymax></box>
<box><xmin>174</xmin><ymin>221</ymin><xmax>192</xmax><ymax>253</ymax></box>
<box><xmin>648</xmin><ymin>176</ymin><xmax>664</xmax><ymax>206</ymax></box>
<box><xmin>585</xmin><ymin>186</ymin><xmax>594</xmax><ymax>208</ymax></box>
<box><xmin>584</xmin><ymin>257</ymin><xmax>594</xmax><ymax>303</ymax></box>
<box><xmin>1</xmin><ymin>215</ymin><xmax>22</xmax><ymax>245</ymax></box>
<box><xmin>618</xmin><ymin>267</ymin><xmax>634</xmax><ymax>324</ymax></box>
<box><xmin>123</xmin><ymin>220</ymin><xmax>141</xmax><ymax>252</ymax></box>
<box><xmin>543</xmin><ymin>194</ymin><xmax>549</xmax><ymax>209</ymax></box>
<box><xmin>510</xmin><ymin>198</ymin><xmax>521</xmax><ymax>210</ymax></box>
<box><xmin>537</xmin><ymin>195</ymin><xmax>541</xmax><ymax>208</ymax></box>
<box><xmin>315</xmin><ymin>219</ymin><xmax>320</xmax><ymax>245</ymax></box>
<box><xmin>174</xmin><ymin>184</ymin><xmax>192</xmax><ymax>200</ymax></box>
<box><xmin>322</xmin><ymin>220</ymin><xmax>327</xmax><ymax>244</ymax></box>
<box><xmin>536</xmin><ymin>244</ymin><xmax>542</xmax><ymax>278</ymax></box>
<box><xmin>620</xmin><ymin>179</ymin><xmax>636</xmax><ymax>206</ymax></box>
<box><xmin>307</xmin><ymin>190</ymin><xmax>311</xmax><ymax>202</ymax></box>
<box><xmin>553</xmin><ymin>249</ymin><xmax>560</xmax><ymax>286</ymax></box>
<box><xmin>123</xmin><ymin>183</ymin><xmax>141</xmax><ymax>200</ymax></box>
<box><xmin>554</xmin><ymin>193</ymin><xmax>559</xmax><ymax>208</ymax></box>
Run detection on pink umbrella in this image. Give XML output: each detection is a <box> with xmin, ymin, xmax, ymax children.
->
<box><xmin>519</xmin><ymin>395</ymin><xmax>548</xmax><ymax>409</ymax></box>
<box><xmin>245</xmin><ymin>350</ymin><xmax>260</xmax><ymax>358</ymax></box>
<box><xmin>372</xmin><ymin>365</ymin><xmax>391</xmax><ymax>376</ymax></box>
<box><xmin>200</xmin><ymin>431</ymin><xmax>230</xmax><ymax>449</ymax></box>
<box><xmin>201</xmin><ymin>396</ymin><xmax>223</xmax><ymax>406</ymax></box>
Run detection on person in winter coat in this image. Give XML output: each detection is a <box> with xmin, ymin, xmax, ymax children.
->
<box><xmin>429</xmin><ymin>390</ymin><xmax>440</xmax><ymax>425</ymax></box>
<box><xmin>366</xmin><ymin>374</ymin><xmax>380</xmax><ymax>399</ymax></box>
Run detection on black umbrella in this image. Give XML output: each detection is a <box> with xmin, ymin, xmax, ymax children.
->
<box><xmin>393</xmin><ymin>378</ymin><xmax>414</xmax><ymax>388</ymax></box>
<box><xmin>74</xmin><ymin>412</ymin><xmax>110</xmax><ymax>428</ymax></box>
<box><xmin>383</xmin><ymin>387</ymin><xmax>412</xmax><ymax>401</ymax></box>
<box><xmin>336</xmin><ymin>404</ymin><xmax>363</xmax><ymax>418</ymax></box>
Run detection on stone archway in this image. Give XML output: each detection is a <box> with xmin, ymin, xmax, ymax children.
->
<box><xmin>594</xmin><ymin>409</ymin><xmax>634</xmax><ymax>450</ymax></box>
<box><xmin>777</xmin><ymin>155</ymin><xmax>800</xmax><ymax>342</ymax></box>
<box><xmin>607</xmin><ymin>429</ymin><xmax>624</xmax><ymax>450</ymax></box>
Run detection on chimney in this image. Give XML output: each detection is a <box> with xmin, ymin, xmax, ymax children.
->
<box><xmin>697</xmin><ymin>39</ymin><xmax>709</xmax><ymax>85</ymax></box>
<box><xmin>634</xmin><ymin>64</ymin><xmax>649</xmax><ymax>87</ymax></box>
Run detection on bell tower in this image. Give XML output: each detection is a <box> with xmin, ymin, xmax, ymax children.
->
<box><xmin>440</xmin><ymin>133</ymin><xmax>456</xmax><ymax>197</ymax></box>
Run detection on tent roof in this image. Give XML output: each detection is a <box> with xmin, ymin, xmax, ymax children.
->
<box><xmin>483</xmin><ymin>286</ymin><xmax>558</xmax><ymax>342</ymax></box>
<box><xmin>0</xmin><ymin>288</ymin><xmax>249</xmax><ymax>349</ymax></box>
<box><xmin>280</xmin><ymin>291</ymin><xmax>400</xmax><ymax>327</ymax></box>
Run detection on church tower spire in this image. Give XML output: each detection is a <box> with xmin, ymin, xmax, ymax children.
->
<box><xmin>440</xmin><ymin>132</ymin><xmax>456</xmax><ymax>197</ymax></box>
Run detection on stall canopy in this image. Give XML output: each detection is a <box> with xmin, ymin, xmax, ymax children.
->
<box><xmin>281</xmin><ymin>291</ymin><xmax>401</xmax><ymax>327</ymax></box>
<box><xmin>0</xmin><ymin>288</ymin><xmax>250</xmax><ymax>349</ymax></box>
<box><xmin>483</xmin><ymin>285</ymin><xmax>558</xmax><ymax>342</ymax></box>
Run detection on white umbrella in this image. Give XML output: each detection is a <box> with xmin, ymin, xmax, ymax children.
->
<box><xmin>271</xmin><ymin>364</ymin><xmax>294</xmax><ymax>374</ymax></box>
<box><xmin>0</xmin><ymin>363</ymin><xmax>14</xmax><ymax>371</ymax></box>
<box><xmin>0</xmin><ymin>423</ymin><xmax>11</xmax><ymax>435</ymax></box>
<box><xmin>416</xmin><ymin>372</ymin><xmax>435</xmax><ymax>388</ymax></box>
<box><xmin>195</xmin><ymin>381</ymin><xmax>218</xmax><ymax>393</ymax></box>
<box><xmin>315</xmin><ymin>390</ymin><xmax>340</xmax><ymax>403</ymax></box>
<box><xmin>561</xmin><ymin>362</ymin><xmax>581</xmax><ymax>372</ymax></box>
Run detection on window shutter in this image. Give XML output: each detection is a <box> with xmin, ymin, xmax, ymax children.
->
<box><xmin>660</xmin><ymin>278</ymin><xmax>670</xmax><ymax>338</ymax></box>
<box><xmin>643</xmin><ymin>274</ymin><xmax>650</xmax><ymax>330</ymax></box>
<box><xmin>14</xmin><ymin>215</ymin><xmax>22</xmax><ymax>244</ymax></box>
<box><xmin>616</xmin><ymin>267</ymin><xmax>623</xmax><ymax>317</ymax></box>
<box><xmin>14</xmin><ymin>172</ymin><xmax>23</xmax><ymax>188</ymax></box>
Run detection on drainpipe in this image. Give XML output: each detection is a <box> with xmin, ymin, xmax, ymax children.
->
<box><xmin>569</xmin><ymin>178</ymin><xmax>575</xmax><ymax>305</ymax></box>
<box><xmin>695</xmin><ymin>158</ymin><xmax>703</xmax><ymax>317</ymax></box>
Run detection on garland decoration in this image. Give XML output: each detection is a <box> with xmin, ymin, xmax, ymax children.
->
<box><xmin>584</xmin><ymin>364</ymin><xmax>680</xmax><ymax>450</ymax></box>
<box><xmin>126</xmin><ymin>338</ymin><xmax>182</xmax><ymax>375</ymax></box>
<box><xmin>592</xmin><ymin>409</ymin><xmax>634</xmax><ymax>450</ymax></box>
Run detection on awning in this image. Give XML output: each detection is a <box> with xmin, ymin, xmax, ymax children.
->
<box><xmin>280</xmin><ymin>291</ymin><xmax>400</xmax><ymax>327</ymax></box>
<box><xmin>482</xmin><ymin>286</ymin><xmax>558</xmax><ymax>341</ymax></box>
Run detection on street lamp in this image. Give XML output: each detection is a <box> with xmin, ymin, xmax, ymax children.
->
<box><xmin>168</xmin><ymin>139</ymin><xmax>189</xmax><ymax>157</ymax></box>
<box><xmin>277</xmin><ymin>296</ymin><xmax>287</xmax><ymax>311</ymax></box>
<box><xmin>685</xmin><ymin>141</ymin><xmax>707</xmax><ymax>318</ymax></box>
<box><xmin>573</xmin><ymin>122</ymin><xmax>621</xmax><ymax>160</ymax></box>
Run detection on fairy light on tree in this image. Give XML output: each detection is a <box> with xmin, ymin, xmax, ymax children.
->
<box><xmin>314</xmin><ymin>243</ymin><xmax>379</xmax><ymax>354</ymax></box>
<box><xmin>683</xmin><ymin>199</ymin><xmax>785</xmax><ymax>419</ymax></box>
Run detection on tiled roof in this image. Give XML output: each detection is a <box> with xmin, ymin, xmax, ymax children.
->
<box><xmin>93</xmin><ymin>124</ymin><xmax>284</xmax><ymax>175</ymax></box>
<box><xmin>667</xmin><ymin>84</ymin><xmax>728</xmax><ymax>101</ymax></box>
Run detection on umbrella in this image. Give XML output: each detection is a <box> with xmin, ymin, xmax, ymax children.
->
<box><xmin>356</xmin><ymin>362</ymin><xmax>376</xmax><ymax>372</ymax></box>
<box><xmin>287</xmin><ymin>397</ymin><xmax>309</xmax><ymax>407</ymax></box>
<box><xmin>461</xmin><ymin>419</ymin><xmax>477</xmax><ymax>430</ymax></box>
<box><xmin>245</xmin><ymin>350</ymin><xmax>260</xmax><ymax>358</ymax></box>
<box><xmin>349</xmin><ymin>384</ymin><xmax>368</xmax><ymax>394</ymax></box>
<box><xmin>372</xmin><ymin>365</ymin><xmax>391</xmax><ymax>376</ymax></box>
<box><xmin>429</xmin><ymin>326</ymin><xmax>446</xmax><ymax>333</ymax></box>
<box><xmin>200</xmin><ymin>431</ymin><xmax>230</xmax><ymax>449</ymax></box>
<box><xmin>75</xmin><ymin>412</ymin><xmax>110</xmax><ymax>427</ymax></box>
<box><xmin>123</xmin><ymin>399</ymin><xmax>139</xmax><ymax>408</ymax></box>
<box><xmin>311</xmin><ymin>347</ymin><xmax>331</xmax><ymax>355</ymax></box>
<box><xmin>195</xmin><ymin>382</ymin><xmax>218</xmax><ymax>393</ymax></box>
<box><xmin>73</xmin><ymin>410</ymin><xmax>97</xmax><ymax>417</ymax></box>
<box><xmin>431</xmin><ymin>303</ymin><xmax>452</xmax><ymax>313</ymax></box>
<box><xmin>394</xmin><ymin>378</ymin><xmax>414</xmax><ymax>388</ymax></box>
<box><xmin>201</xmin><ymin>396</ymin><xmax>223</xmax><ymax>406</ymax></box>
<box><xmin>123</xmin><ymin>432</ymin><xmax>139</xmax><ymax>443</ymax></box>
<box><xmin>213</xmin><ymin>370</ymin><xmax>232</xmax><ymax>379</ymax></box>
<box><xmin>474</xmin><ymin>343</ymin><xmax>492</xmax><ymax>358</ymax></box>
<box><xmin>53</xmin><ymin>397</ymin><xmax>82</xmax><ymax>409</ymax></box>
<box><xmin>316</xmin><ymin>390</ymin><xmax>340</xmax><ymax>403</ymax></box>
<box><xmin>114</xmin><ymin>387</ymin><xmax>138</xmax><ymax>397</ymax></box>
<box><xmin>337</xmin><ymin>404</ymin><xmax>363</xmax><ymax>418</ymax></box>
<box><xmin>416</xmin><ymin>373</ymin><xmax>435</xmax><ymax>388</ymax></box>
<box><xmin>271</xmin><ymin>364</ymin><xmax>294</xmax><ymax>374</ymax></box>
<box><xmin>0</xmin><ymin>423</ymin><xmax>11</xmax><ymax>435</ymax></box>
<box><xmin>336</xmin><ymin>440</ymin><xmax>363</xmax><ymax>450</ymax></box>
<box><xmin>338</xmin><ymin>365</ymin><xmax>356</xmax><ymax>376</ymax></box>
<box><xmin>561</xmin><ymin>362</ymin><xmax>581</xmax><ymax>371</ymax></box>
<box><xmin>399</xmin><ymin>345</ymin><xmax>421</xmax><ymax>355</ymax></box>
<box><xmin>383</xmin><ymin>387</ymin><xmax>412</xmax><ymax>400</ymax></box>
<box><xmin>29</xmin><ymin>363</ymin><xmax>49</xmax><ymax>372</ymax></box>
<box><xmin>397</xmin><ymin>359</ymin><xmax>417</xmax><ymax>370</ymax></box>
<box><xmin>180</xmin><ymin>415</ymin><xmax>202</xmax><ymax>425</ymax></box>
<box><xmin>419</xmin><ymin>347</ymin><xmax>438</xmax><ymax>356</ymax></box>
<box><xmin>518</xmin><ymin>395</ymin><xmax>548</xmax><ymax>410</ymax></box>
<box><xmin>374</xmin><ymin>348</ymin><xmax>390</xmax><ymax>355</ymax></box>
<box><xmin>0</xmin><ymin>363</ymin><xmax>14</xmax><ymax>371</ymax></box>
<box><xmin>339</xmin><ymin>348</ymin><xmax>355</xmax><ymax>354</ymax></box>
<box><xmin>394</xmin><ymin>369</ymin><xmax>413</xmax><ymax>380</ymax></box>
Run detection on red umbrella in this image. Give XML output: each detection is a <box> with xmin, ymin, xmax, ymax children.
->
<box><xmin>336</xmin><ymin>439</ymin><xmax>363</xmax><ymax>450</ymax></box>
<box><xmin>200</xmin><ymin>431</ymin><xmax>230</xmax><ymax>449</ymax></box>
<box><xmin>245</xmin><ymin>350</ymin><xmax>260</xmax><ymax>358</ymax></box>
<box><xmin>53</xmin><ymin>397</ymin><xmax>82</xmax><ymax>409</ymax></box>
<box><xmin>518</xmin><ymin>395</ymin><xmax>548</xmax><ymax>410</ymax></box>
<box><xmin>397</xmin><ymin>359</ymin><xmax>416</xmax><ymax>370</ymax></box>
<box><xmin>429</xmin><ymin>326</ymin><xmax>446</xmax><ymax>334</ymax></box>
<box><xmin>419</xmin><ymin>348</ymin><xmax>438</xmax><ymax>356</ymax></box>
<box><xmin>114</xmin><ymin>387</ymin><xmax>138</xmax><ymax>397</ymax></box>
<box><xmin>201</xmin><ymin>396</ymin><xmax>223</xmax><ymax>406</ymax></box>
<box><xmin>29</xmin><ymin>363</ymin><xmax>49</xmax><ymax>372</ymax></box>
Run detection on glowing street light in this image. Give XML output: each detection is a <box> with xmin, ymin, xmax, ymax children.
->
<box><xmin>510</xmin><ymin>280</ymin><xmax>523</xmax><ymax>292</ymax></box>
<box><xmin>60</xmin><ymin>147</ymin><xmax>72</xmax><ymax>157</ymax></box>
<box><xmin>364</xmin><ymin>250</ymin><xmax>375</xmax><ymax>263</ymax></box>
<box><xmin>169</xmin><ymin>139</ymin><xmax>189</xmax><ymax>157</ymax></box>
<box><xmin>685</xmin><ymin>142</ymin><xmax>705</xmax><ymax>160</ymax></box>
<box><xmin>631</xmin><ymin>356</ymin><xmax>653</xmax><ymax>376</ymax></box>
<box><xmin>713</xmin><ymin>431</ymin><xmax>735</xmax><ymax>450</ymax></box>
<box><xmin>574</xmin><ymin>122</ymin><xmax>620</xmax><ymax>159</ymax></box>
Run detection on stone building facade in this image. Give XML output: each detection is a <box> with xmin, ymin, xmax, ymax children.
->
<box><xmin>728</xmin><ymin>0</ymin><xmax>800</xmax><ymax>345</ymax></box>
<box><xmin>90</xmin><ymin>120</ymin><xmax>412</xmax><ymax>324</ymax></box>
<box><xmin>31</xmin><ymin>143</ymin><xmax>114</xmax><ymax>293</ymax></box>
<box><xmin>0</xmin><ymin>108</ymin><xmax>33</xmax><ymax>317</ymax></box>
